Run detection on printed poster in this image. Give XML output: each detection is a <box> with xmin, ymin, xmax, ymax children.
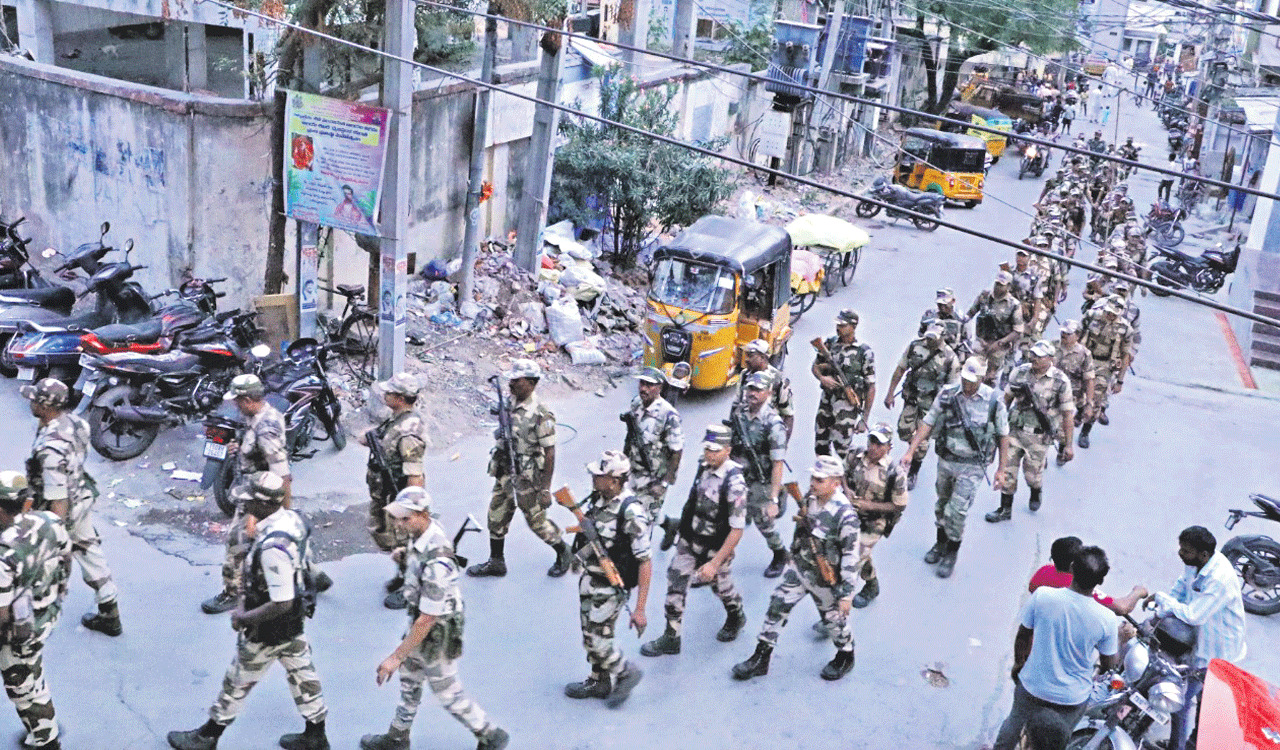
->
<box><xmin>284</xmin><ymin>91</ymin><xmax>391</xmax><ymax>236</ymax></box>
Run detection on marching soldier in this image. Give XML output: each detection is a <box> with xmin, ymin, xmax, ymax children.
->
<box><xmin>728</xmin><ymin>372</ymin><xmax>789</xmax><ymax>578</ymax></box>
<box><xmin>1077</xmin><ymin>298</ymin><xmax>1133</xmax><ymax>447</ymax></box>
<box><xmin>736</xmin><ymin>339</ymin><xmax>795</xmax><ymax>442</ymax></box>
<box><xmin>919</xmin><ymin>288</ymin><xmax>967</xmax><ymax>355</ymax></box>
<box><xmin>812</xmin><ymin>309</ymin><xmax>875</xmax><ymax>458</ymax></box>
<box><xmin>168</xmin><ymin>472</ymin><xmax>329</xmax><ymax>750</ymax></box>
<box><xmin>731</xmin><ymin>455</ymin><xmax>858</xmax><ymax>683</ymax></box>
<box><xmin>966</xmin><ymin>271</ymin><xmax>1024</xmax><ymax>385</ymax></box>
<box><xmin>23</xmin><ymin>378</ymin><xmax>121</xmax><ymax>635</ymax></box>
<box><xmin>0</xmin><ymin>472</ymin><xmax>71</xmax><ymax>750</ymax></box>
<box><xmin>564</xmin><ymin>451</ymin><xmax>649</xmax><ymax>708</ymax></box>
<box><xmin>1010</xmin><ymin>246</ymin><xmax>1048</xmax><ymax>350</ymax></box>
<box><xmin>843</xmin><ymin>424</ymin><xmax>908</xmax><ymax>608</ymax></box>
<box><xmin>902</xmin><ymin>357</ymin><xmax>1010</xmax><ymax>578</ymax></box>
<box><xmin>984</xmin><ymin>340</ymin><xmax>1075</xmax><ymax>523</ymax></box>
<box><xmin>640</xmin><ymin>425</ymin><xmax>747</xmax><ymax>659</ymax></box>
<box><xmin>468</xmin><ymin>359</ymin><xmax>573</xmax><ymax>578</ymax></box>
<box><xmin>362</xmin><ymin>373</ymin><xmax>426</xmax><ymax>609</ymax></box>
<box><xmin>1053</xmin><ymin>320</ymin><xmax>1095</xmax><ymax>462</ymax></box>
<box><xmin>203</xmin><ymin>374</ymin><xmax>291</xmax><ymax>617</ymax></box>
<box><xmin>360</xmin><ymin>488</ymin><xmax>509</xmax><ymax>750</ymax></box>
<box><xmin>883</xmin><ymin>323</ymin><xmax>959</xmax><ymax>489</ymax></box>
<box><xmin>620</xmin><ymin>367</ymin><xmax>684</xmax><ymax>526</ymax></box>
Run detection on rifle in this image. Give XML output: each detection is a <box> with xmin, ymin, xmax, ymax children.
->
<box><xmin>450</xmin><ymin>514</ymin><xmax>483</xmax><ymax>568</ymax></box>
<box><xmin>488</xmin><ymin>374</ymin><xmax>521</xmax><ymax>483</ymax></box>
<box><xmin>811</xmin><ymin>338</ymin><xmax>861</xmax><ymax>409</ymax></box>
<box><xmin>553</xmin><ymin>487</ymin><xmax>642</xmax><ymax>636</ymax></box>
<box><xmin>366</xmin><ymin>423</ymin><xmax>399</xmax><ymax>508</ymax></box>
<box><xmin>1008</xmin><ymin>381</ymin><xmax>1056</xmax><ymax>440</ymax></box>
<box><xmin>784</xmin><ymin>482</ymin><xmax>837</xmax><ymax>587</ymax></box>
<box><xmin>945</xmin><ymin>394</ymin><xmax>994</xmax><ymax>486</ymax></box>
<box><xmin>619</xmin><ymin>411</ymin><xmax>655</xmax><ymax>475</ymax></box>
<box><xmin>726</xmin><ymin>411</ymin><xmax>767</xmax><ymax>485</ymax></box>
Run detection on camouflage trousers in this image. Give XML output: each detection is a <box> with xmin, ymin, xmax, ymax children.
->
<box><xmin>366</xmin><ymin>475</ymin><xmax>409</xmax><ymax>554</ymax></box>
<box><xmin>67</xmin><ymin>499</ymin><xmax>117</xmax><ymax>605</ymax></box>
<box><xmin>391</xmin><ymin>649</ymin><xmax>490</xmax><ymax>736</ymax></box>
<box><xmin>487</xmin><ymin>475</ymin><xmax>561</xmax><ymax>547</ymax></box>
<box><xmin>1000</xmin><ymin>429</ymin><xmax>1051</xmax><ymax>494</ymax></box>
<box><xmin>223</xmin><ymin>508</ymin><xmax>251</xmax><ymax>596</ymax></box>
<box><xmin>935</xmin><ymin>457</ymin><xmax>988</xmax><ymax>543</ymax></box>
<box><xmin>1090</xmin><ymin>364</ymin><xmax>1118</xmax><ymax>417</ymax></box>
<box><xmin>629</xmin><ymin>476</ymin><xmax>669</xmax><ymax>527</ymax></box>
<box><xmin>1067</xmin><ymin>380</ymin><xmax>1093</xmax><ymax>425</ymax></box>
<box><xmin>578</xmin><ymin>574</ymin><xmax>628</xmax><ymax>679</ymax></box>
<box><xmin>746</xmin><ymin>485</ymin><xmax>784</xmax><ymax>553</ymax></box>
<box><xmin>976</xmin><ymin>342</ymin><xmax>1013</xmax><ymax>384</ymax></box>
<box><xmin>896</xmin><ymin>399</ymin><xmax>931</xmax><ymax>460</ymax></box>
<box><xmin>856</xmin><ymin>528</ymin><xmax>884</xmax><ymax>583</ymax></box>
<box><xmin>662</xmin><ymin>537</ymin><xmax>743</xmax><ymax>634</ymax></box>
<box><xmin>0</xmin><ymin>638</ymin><xmax>57</xmax><ymax>748</ymax></box>
<box><xmin>814</xmin><ymin>392</ymin><xmax>861</xmax><ymax>458</ymax></box>
<box><xmin>209</xmin><ymin>634</ymin><xmax>327</xmax><ymax>725</ymax></box>
<box><xmin>756</xmin><ymin>563</ymin><xmax>852</xmax><ymax>651</ymax></box>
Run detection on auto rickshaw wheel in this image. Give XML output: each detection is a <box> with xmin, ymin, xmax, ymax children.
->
<box><xmin>789</xmin><ymin>291</ymin><xmax>816</xmax><ymax>323</ymax></box>
<box><xmin>964</xmin><ymin>200</ymin><xmax>979</xmax><ymax>209</ymax></box>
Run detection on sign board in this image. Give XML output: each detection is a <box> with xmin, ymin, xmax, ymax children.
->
<box><xmin>283</xmin><ymin>91</ymin><xmax>391</xmax><ymax>236</ymax></box>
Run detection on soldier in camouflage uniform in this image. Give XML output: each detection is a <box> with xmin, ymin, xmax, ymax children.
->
<box><xmin>812</xmin><ymin>309</ymin><xmax>875</xmax><ymax>458</ymax></box>
<box><xmin>169</xmin><ymin>472</ymin><xmax>329</xmax><ymax>750</ymax></box>
<box><xmin>360</xmin><ymin>488</ymin><xmax>509</xmax><ymax>750</ymax></box>
<box><xmin>1077</xmin><ymin>298</ymin><xmax>1133</xmax><ymax>449</ymax></box>
<box><xmin>984</xmin><ymin>340</ymin><xmax>1075</xmax><ymax>523</ymax></box>
<box><xmin>0</xmin><ymin>471</ymin><xmax>70</xmax><ymax>750</ymax></box>
<box><xmin>563</xmin><ymin>451</ymin><xmax>649</xmax><ymax>708</ymax></box>
<box><xmin>919</xmin><ymin>288</ymin><xmax>967</xmax><ymax>356</ymax></box>
<box><xmin>620</xmin><ymin>367</ymin><xmax>684</xmax><ymax>526</ymax></box>
<box><xmin>363</xmin><ymin>373</ymin><xmax>426</xmax><ymax>609</ymax></box>
<box><xmin>203</xmin><ymin>374</ymin><xmax>292</xmax><ymax>616</ymax></box>
<box><xmin>1010</xmin><ymin>246</ymin><xmax>1048</xmax><ymax>352</ymax></box>
<box><xmin>468</xmin><ymin>360</ymin><xmax>573</xmax><ymax>579</ymax></box>
<box><xmin>736</xmin><ymin>339</ymin><xmax>795</xmax><ymax>442</ymax></box>
<box><xmin>1052</xmin><ymin>320</ymin><xmax>1095</xmax><ymax>461</ymax></box>
<box><xmin>903</xmin><ymin>357</ymin><xmax>1010</xmax><ymax>578</ymax></box>
<box><xmin>843</xmin><ymin>424</ymin><xmax>908</xmax><ymax>608</ymax></box>
<box><xmin>641</xmin><ymin>425</ymin><xmax>747</xmax><ymax>659</ymax></box>
<box><xmin>883</xmin><ymin>324</ymin><xmax>959</xmax><ymax>489</ymax></box>
<box><xmin>731</xmin><ymin>455</ymin><xmax>858</xmax><ymax>682</ymax></box>
<box><xmin>22</xmin><ymin>378</ymin><xmax>120</xmax><ymax>636</ymax></box>
<box><xmin>967</xmin><ymin>271</ymin><xmax>1025</xmax><ymax>385</ymax></box>
<box><xmin>729</xmin><ymin>372</ymin><xmax>789</xmax><ymax>578</ymax></box>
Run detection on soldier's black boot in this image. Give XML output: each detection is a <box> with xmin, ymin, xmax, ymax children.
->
<box><xmin>467</xmin><ymin>539</ymin><xmax>507</xmax><ymax>578</ymax></box>
<box><xmin>924</xmin><ymin>527</ymin><xmax>948</xmax><ymax>564</ymax></box>
<box><xmin>984</xmin><ymin>494</ymin><xmax>1014</xmax><ymax>523</ymax></box>
<box><xmin>605</xmin><ymin>661</ymin><xmax>643</xmax><ymax>708</ymax></box>
<box><xmin>907</xmin><ymin>457</ymin><xmax>924</xmax><ymax>491</ymax></box>
<box><xmin>936</xmin><ymin>540</ymin><xmax>961</xmax><ymax>579</ymax></box>
<box><xmin>383</xmin><ymin>576</ymin><xmax>403</xmax><ymax>593</ymax></box>
<box><xmin>168</xmin><ymin>720</ymin><xmax>225</xmax><ymax>750</ymax></box>
<box><xmin>358</xmin><ymin>728</ymin><xmax>409</xmax><ymax>750</ymax></box>
<box><xmin>716</xmin><ymin>607</ymin><xmax>747</xmax><ymax>642</ymax></box>
<box><xmin>763</xmin><ymin>548</ymin><xmax>787</xmax><ymax>578</ymax></box>
<box><xmin>731</xmin><ymin>642</ymin><xmax>772</xmax><ymax>681</ymax></box>
<box><xmin>547</xmin><ymin>541</ymin><xmax>572</xmax><ymax>578</ymax></box>
<box><xmin>658</xmin><ymin>516</ymin><xmax>681</xmax><ymax>552</ymax></box>
<box><xmin>852</xmin><ymin>578</ymin><xmax>879</xmax><ymax>609</ymax></box>
<box><xmin>313</xmin><ymin>571</ymin><xmax>333</xmax><ymax>593</ymax></box>
<box><xmin>564</xmin><ymin>670</ymin><xmax>612</xmax><ymax>699</ymax></box>
<box><xmin>641</xmin><ymin>626</ymin><xmax>682</xmax><ymax>656</ymax></box>
<box><xmin>1077</xmin><ymin>422</ymin><xmax>1093</xmax><ymax>449</ymax></box>
<box><xmin>820</xmin><ymin>647</ymin><xmax>856</xmax><ymax>681</ymax></box>
<box><xmin>200</xmin><ymin>590</ymin><xmax>237</xmax><ymax>615</ymax></box>
<box><xmin>1097</xmin><ymin>409</ymin><xmax>1109</xmax><ymax>426</ymax></box>
<box><xmin>82</xmin><ymin>600</ymin><xmax>122</xmax><ymax>636</ymax></box>
<box><xmin>476</xmin><ymin>726</ymin><xmax>510</xmax><ymax>750</ymax></box>
<box><xmin>1029</xmin><ymin>487</ymin><xmax>1043</xmax><ymax>512</ymax></box>
<box><xmin>279</xmin><ymin>720</ymin><xmax>329</xmax><ymax>750</ymax></box>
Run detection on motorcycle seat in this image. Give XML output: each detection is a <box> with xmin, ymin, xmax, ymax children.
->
<box><xmin>0</xmin><ymin>286</ymin><xmax>75</xmax><ymax>310</ymax></box>
<box><xmin>100</xmin><ymin>350</ymin><xmax>200</xmax><ymax>372</ymax></box>
<box><xmin>93</xmin><ymin>319</ymin><xmax>165</xmax><ymax>346</ymax></box>
<box><xmin>1252</xmin><ymin>494</ymin><xmax>1280</xmax><ymax>521</ymax></box>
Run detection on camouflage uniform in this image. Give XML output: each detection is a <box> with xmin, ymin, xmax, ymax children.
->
<box><xmin>919</xmin><ymin>308</ymin><xmax>967</xmax><ymax>355</ymax></box>
<box><xmin>224</xmin><ymin>404</ymin><xmax>289</xmax><ymax>596</ymax></box>
<box><xmin>843</xmin><ymin>449</ymin><xmax>908</xmax><ymax>587</ymax></box>
<box><xmin>728</xmin><ymin>403</ymin><xmax>787</xmax><ymax>554</ymax></box>
<box><xmin>365</xmin><ymin>409</ymin><xmax>426</xmax><ymax>552</ymax></box>
<box><xmin>1081</xmin><ymin>314</ymin><xmax>1133</xmax><ymax>416</ymax></box>
<box><xmin>392</xmin><ymin>520</ymin><xmax>495</xmax><ymax>737</ymax></box>
<box><xmin>661</xmin><ymin>460</ymin><xmax>747</xmax><ymax>634</ymax></box>
<box><xmin>486</xmin><ymin>394</ymin><xmax>560</xmax><ymax>546</ymax></box>
<box><xmin>894</xmin><ymin>338</ymin><xmax>959</xmax><ymax>459</ymax></box>
<box><xmin>621</xmin><ymin>395</ymin><xmax>684</xmax><ymax>524</ymax></box>
<box><xmin>1052</xmin><ymin>339</ymin><xmax>1096</xmax><ymax>424</ymax></box>
<box><xmin>734</xmin><ymin>364</ymin><xmax>795</xmax><ymax>438</ymax></box>
<box><xmin>209</xmin><ymin>507</ymin><xmax>326</xmax><ymax>726</ymax></box>
<box><xmin>1010</xmin><ymin>264</ymin><xmax>1047</xmax><ymax>344</ymax></box>
<box><xmin>1001</xmin><ymin>364</ymin><xmax>1075</xmax><ymax>494</ymax></box>
<box><xmin>923</xmin><ymin>383</ymin><xmax>1009</xmax><ymax>543</ymax></box>
<box><xmin>967</xmin><ymin>291</ymin><xmax>1024</xmax><ymax>381</ymax></box>
<box><xmin>574</xmin><ymin>489</ymin><xmax>649</xmax><ymax>683</ymax></box>
<box><xmin>813</xmin><ymin>337</ymin><xmax>875</xmax><ymax>457</ymax></box>
<box><xmin>0</xmin><ymin>511</ymin><xmax>71</xmax><ymax>749</ymax></box>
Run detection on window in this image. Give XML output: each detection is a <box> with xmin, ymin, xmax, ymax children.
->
<box><xmin>650</xmin><ymin>258</ymin><xmax>736</xmax><ymax>314</ymax></box>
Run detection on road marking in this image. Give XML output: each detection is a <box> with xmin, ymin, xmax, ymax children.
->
<box><xmin>1216</xmin><ymin>312</ymin><xmax>1258</xmax><ymax>390</ymax></box>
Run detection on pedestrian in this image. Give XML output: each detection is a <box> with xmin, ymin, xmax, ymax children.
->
<box><xmin>1076</xmin><ymin>298</ymin><xmax>1132</xmax><ymax>447</ymax></box>
<box><xmin>731</xmin><ymin>455</ymin><xmax>859</xmax><ymax>682</ymax></box>
<box><xmin>1158</xmin><ymin>152</ymin><xmax>1176</xmax><ymax>202</ymax></box>
<box><xmin>728</xmin><ymin>372</ymin><xmax>789</xmax><ymax>578</ymax></box>
<box><xmin>168</xmin><ymin>472</ymin><xmax>329</xmax><ymax>750</ymax></box>
<box><xmin>1150</xmin><ymin>526</ymin><xmax>1247</xmax><ymax>750</ymax></box>
<box><xmin>467</xmin><ymin>359</ymin><xmax>574</xmax><ymax>579</ymax></box>
<box><xmin>991</xmin><ymin>545</ymin><xmax>1119</xmax><ymax>750</ymax></box>
<box><xmin>883</xmin><ymin>323</ymin><xmax>959</xmax><ymax>489</ymax></box>
<box><xmin>641</xmin><ymin>425</ymin><xmax>748</xmax><ymax>658</ymax></box>
<box><xmin>811</xmin><ymin>309</ymin><xmax>875</xmax><ymax>458</ymax></box>
<box><xmin>984</xmin><ymin>340</ymin><xmax>1074</xmax><ymax>522</ymax></box>
<box><xmin>1060</xmin><ymin>101</ymin><xmax>1076</xmax><ymax>134</ymax></box>
<box><xmin>842</xmin><ymin>423</ymin><xmax>909</xmax><ymax>608</ymax></box>
<box><xmin>563</xmin><ymin>450</ymin><xmax>649</xmax><ymax>708</ymax></box>
<box><xmin>23</xmin><ymin>377</ymin><xmax>122</xmax><ymax>635</ymax></box>
<box><xmin>966</xmin><ymin>271</ymin><xmax>1025</xmax><ymax>385</ymax></box>
<box><xmin>902</xmin><ymin>357</ymin><xmax>1010</xmax><ymax>578</ymax></box>
<box><xmin>1100</xmin><ymin>103</ymin><xmax>1111</xmax><ymax>127</ymax></box>
<box><xmin>362</xmin><ymin>373</ymin><xmax>427</xmax><ymax>608</ymax></box>
<box><xmin>359</xmin><ymin>487</ymin><xmax>509</xmax><ymax>750</ymax></box>
<box><xmin>1051</xmin><ymin>320</ymin><xmax>1095</xmax><ymax>463</ymax></box>
<box><xmin>1030</xmin><ymin>536</ymin><xmax>1148</xmax><ymax>615</ymax></box>
<box><xmin>620</xmin><ymin>366</ymin><xmax>684</xmax><ymax>528</ymax></box>
<box><xmin>0</xmin><ymin>471</ymin><xmax>71</xmax><ymax>750</ymax></box>
<box><xmin>735</xmin><ymin>339</ymin><xmax>796</xmax><ymax>442</ymax></box>
<box><xmin>1079</xmin><ymin>87</ymin><xmax>1090</xmax><ymax>121</ymax></box>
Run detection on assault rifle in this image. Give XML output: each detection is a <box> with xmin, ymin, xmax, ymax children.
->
<box><xmin>811</xmin><ymin>338</ymin><xmax>861</xmax><ymax>409</ymax></box>
<box><xmin>1008</xmin><ymin>382</ymin><xmax>1055</xmax><ymax>438</ymax></box>
<box><xmin>450</xmin><ymin>514</ymin><xmax>483</xmax><ymax>568</ymax></box>
<box><xmin>553</xmin><ymin>487</ymin><xmax>642</xmax><ymax>636</ymax></box>
<box><xmin>784</xmin><ymin>482</ymin><xmax>837</xmax><ymax>586</ymax></box>
<box><xmin>946</xmin><ymin>393</ymin><xmax>995</xmax><ymax>486</ymax></box>
<box><xmin>619</xmin><ymin>411</ymin><xmax>654</xmax><ymax>475</ymax></box>
<box><xmin>366</xmin><ymin>423</ymin><xmax>398</xmax><ymax>501</ymax></box>
<box><xmin>489</xmin><ymin>374</ymin><xmax>521</xmax><ymax>482</ymax></box>
<box><xmin>726</xmin><ymin>411</ymin><xmax>767</xmax><ymax>485</ymax></box>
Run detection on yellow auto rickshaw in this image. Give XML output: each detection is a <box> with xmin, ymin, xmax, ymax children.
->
<box><xmin>942</xmin><ymin>102</ymin><xmax>1012</xmax><ymax>163</ymax></box>
<box><xmin>644</xmin><ymin>216</ymin><xmax>793</xmax><ymax>391</ymax></box>
<box><xmin>894</xmin><ymin>128</ymin><xmax>987</xmax><ymax>207</ymax></box>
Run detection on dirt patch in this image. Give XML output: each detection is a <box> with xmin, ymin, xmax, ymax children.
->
<box><xmin>136</xmin><ymin>502</ymin><xmax>379</xmax><ymax>563</ymax></box>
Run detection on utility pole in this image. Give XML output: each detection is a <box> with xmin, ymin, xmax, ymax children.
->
<box><xmin>514</xmin><ymin>35</ymin><xmax>564</xmax><ymax>272</ymax></box>
<box><xmin>673</xmin><ymin>0</ymin><xmax>695</xmax><ymax>58</ymax></box>
<box><xmin>378</xmin><ymin>0</ymin><xmax>413</xmax><ymax>377</ymax></box>
<box><xmin>459</xmin><ymin>13</ymin><xmax>498</xmax><ymax>311</ymax></box>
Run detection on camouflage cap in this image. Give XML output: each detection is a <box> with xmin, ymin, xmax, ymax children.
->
<box><xmin>223</xmin><ymin>373</ymin><xmax>265</xmax><ymax>401</ymax></box>
<box><xmin>503</xmin><ymin>358</ymin><xmax>542</xmax><ymax>381</ymax></box>
<box><xmin>866</xmin><ymin>422</ymin><xmax>893</xmax><ymax>444</ymax></box>
<box><xmin>1059</xmin><ymin>319</ymin><xmax>1081</xmax><ymax>335</ymax></box>
<box><xmin>1016</xmin><ymin>246</ymin><xmax>1030</xmax><ymax>255</ymax></box>
<box><xmin>743</xmin><ymin>339</ymin><xmax>770</xmax><ymax>356</ymax></box>
<box><xmin>960</xmin><ymin>356</ymin><xmax>987</xmax><ymax>382</ymax></box>
<box><xmin>1103</xmin><ymin>298</ymin><xmax>1124</xmax><ymax>315</ymax></box>
<box><xmin>836</xmin><ymin>309</ymin><xmax>860</xmax><ymax>325</ymax></box>
<box><xmin>246</xmin><ymin>471</ymin><xmax>286</xmax><ymax>503</ymax></box>
<box><xmin>586</xmin><ymin>449</ymin><xmax>630</xmax><ymax>478</ymax></box>
<box><xmin>810</xmin><ymin>455</ymin><xmax>844</xmax><ymax>479</ymax></box>
<box><xmin>381</xmin><ymin>371</ymin><xmax>422</xmax><ymax>398</ymax></box>
<box><xmin>994</xmin><ymin>270</ymin><xmax>1014</xmax><ymax>285</ymax></box>
<box><xmin>936</xmin><ymin>288</ymin><xmax>956</xmax><ymax>305</ymax></box>
<box><xmin>743</xmin><ymin>371</ymin><xmax>773</xmax><ymax>391</ymax></box>
<box><xmin>1029</xmin><ymin>340</ymin><xmax>1055</xmax><ymax>358</ymax></box>
<box><xmin>702</xmin><ymin>424</ymin><xmax>732</xmax><ymax>451</ymax></box>
<box><xmin>923</xmin><ymin>323</ymin><xmax>944</xmax><ymax>340</ymax></box>
<box><xmin>20</xmin><ymin>377</ymin><xmax>69</xmax><ymax>408</ymax></box>
<box><xmin>635</xmin><ymin>366</ymin><xmax>666</xmax><ymax>384</ymax></box>
<box><xmin>385</xmin><ymin>486</ymin><xmax>432</xmax><ymax>518</ymax></box>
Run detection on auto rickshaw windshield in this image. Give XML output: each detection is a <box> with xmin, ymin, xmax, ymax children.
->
<box><xmin>938</xmin><ymin>147</ymin><xmax>986</xmax><ymax>173</ymax></box>
<box><xmin>650</xmin><ymin>257</ymin><xmax>736</xmax><ymax>314</ymax></box>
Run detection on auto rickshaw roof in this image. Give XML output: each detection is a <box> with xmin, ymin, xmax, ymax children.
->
<box><xmin>904</xmin><ymin>127</ymin><xmax>988</xmax><ymax>151</ymax></box>
<box><xmin>947</xmin><ymin>102</ymin><xmax>1011</xmax><ymax>121</ymax></box>
<box><xmin>656</xmin><ymin>216</ymin><xmax>792</xmax><ymax>274</ymax></box>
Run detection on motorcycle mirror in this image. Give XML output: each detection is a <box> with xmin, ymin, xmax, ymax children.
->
<box><xmin>124</xmin><ymin>239</ymin><xmax>134</xmax><ymax>258</ymax></box>
<box><xmin>250</xmin><ymin>344</ymin><xmax>272</xmax><ymax>359</ymax></box>
<box><xmin>100</xmin><ymin>221</ymin><xmax>110</xmax><ymax>238</ymax></box>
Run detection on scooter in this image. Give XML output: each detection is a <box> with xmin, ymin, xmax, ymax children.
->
<box><xmin>1146</xmin><ymin>241</ymin><xmax>1239</xmax><ymax>296</ymax></box>
<box><xmin>0</xmin><ymin>217</ymin><xmax>53</xmax><ymax>292</ymax></box>
<box><xmin>1222</xmin><ymin>493</ymin><xmax>1280</xmax><ymax>615</ymax></box>
<box><xmin>853</xmin><ymin>176</ymin><xmax>943</xmax><ymax>231</ymax></box>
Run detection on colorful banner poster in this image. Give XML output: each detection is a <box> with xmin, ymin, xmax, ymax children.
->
<box><xmin>284</xmin><ymin>91</ymin><xmax>391</xmax><ymax>236</ymax></box>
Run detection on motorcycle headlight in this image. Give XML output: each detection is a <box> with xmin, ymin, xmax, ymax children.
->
<box><xmin>1147</xmin><ymin>680</ymin><xmax>1185</xmax><ymax>715</ymax></box>
<box><xmin>1122</xmin><ymin>642</ymin><xmax>1149</xmax><ymax>684</ymax></box>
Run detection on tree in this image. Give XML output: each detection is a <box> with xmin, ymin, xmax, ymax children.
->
<box><xmin>549</xmin><ymin>67</ymin><xmax>735</xmax><ymax>265</ymax></box>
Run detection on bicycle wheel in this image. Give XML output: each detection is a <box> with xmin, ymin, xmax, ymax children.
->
<box><xmin>337</xmin><ymin>310</ymin><xmax>378</xmax><ymax>384</ymax></box>
<box><xmin>789</xmin><ymin>291</ymin><xmax>816</xmax><ymax>323</ymax></box>
<box><xmin>822</xmin><ymin>253</ymin><xmax>841</xmax><ymax>296</ymax></box>
<box><xmin>841</xmin><ymin>249</ymin><xmax>860</xmax><ymax>285</ymax></box>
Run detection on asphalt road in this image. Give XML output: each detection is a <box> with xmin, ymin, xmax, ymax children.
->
<box><xmin>3</xmin><ymin>95</ymin><xmax>1278</xmax><ymax>750</ymax></box>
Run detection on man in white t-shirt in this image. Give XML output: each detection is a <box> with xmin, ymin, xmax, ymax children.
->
<box><xmin>993</xmin><ymin>545</ymin><xmax>1119</xmax><ymax>750</ymax></box>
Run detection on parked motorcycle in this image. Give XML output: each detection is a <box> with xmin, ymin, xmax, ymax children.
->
<box><xmin>1146</xmin><ymin>241</ymin><xmax>1239</xmax><ymax>296</ymax></box>
<box><xmin>200</xmin><ymin>338</ymin><xmax>346</xmax><ymax>516</ymax></box>
<box><xmin>1019</xmin><ymin>144</ymin><xmax>1048</xmax><ymax>180</ymax></box>
<box><xmin>854</xmin><ymin>176</ymin><xmax>943</xmax><ymax>231</ymax></box>
<box><xmin>0</xmin><ymin>217</ymin><xmax>53</xmax><ymax>292</ymax></box>
<box><xmin>1143</xmin><ymin>201</ymin><xmax>1187</xmax><ymax>247</ymax></box>
<box><xmin>1222</xmin><ymin>493</ymin><xmax>1280</xmax><ymax>615</ymax></box>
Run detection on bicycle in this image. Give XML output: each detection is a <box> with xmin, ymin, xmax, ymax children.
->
<box><xmin>318</xmin><ymin>283</ymin><xmax>378</xmax><ymax>385</ymax></box>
